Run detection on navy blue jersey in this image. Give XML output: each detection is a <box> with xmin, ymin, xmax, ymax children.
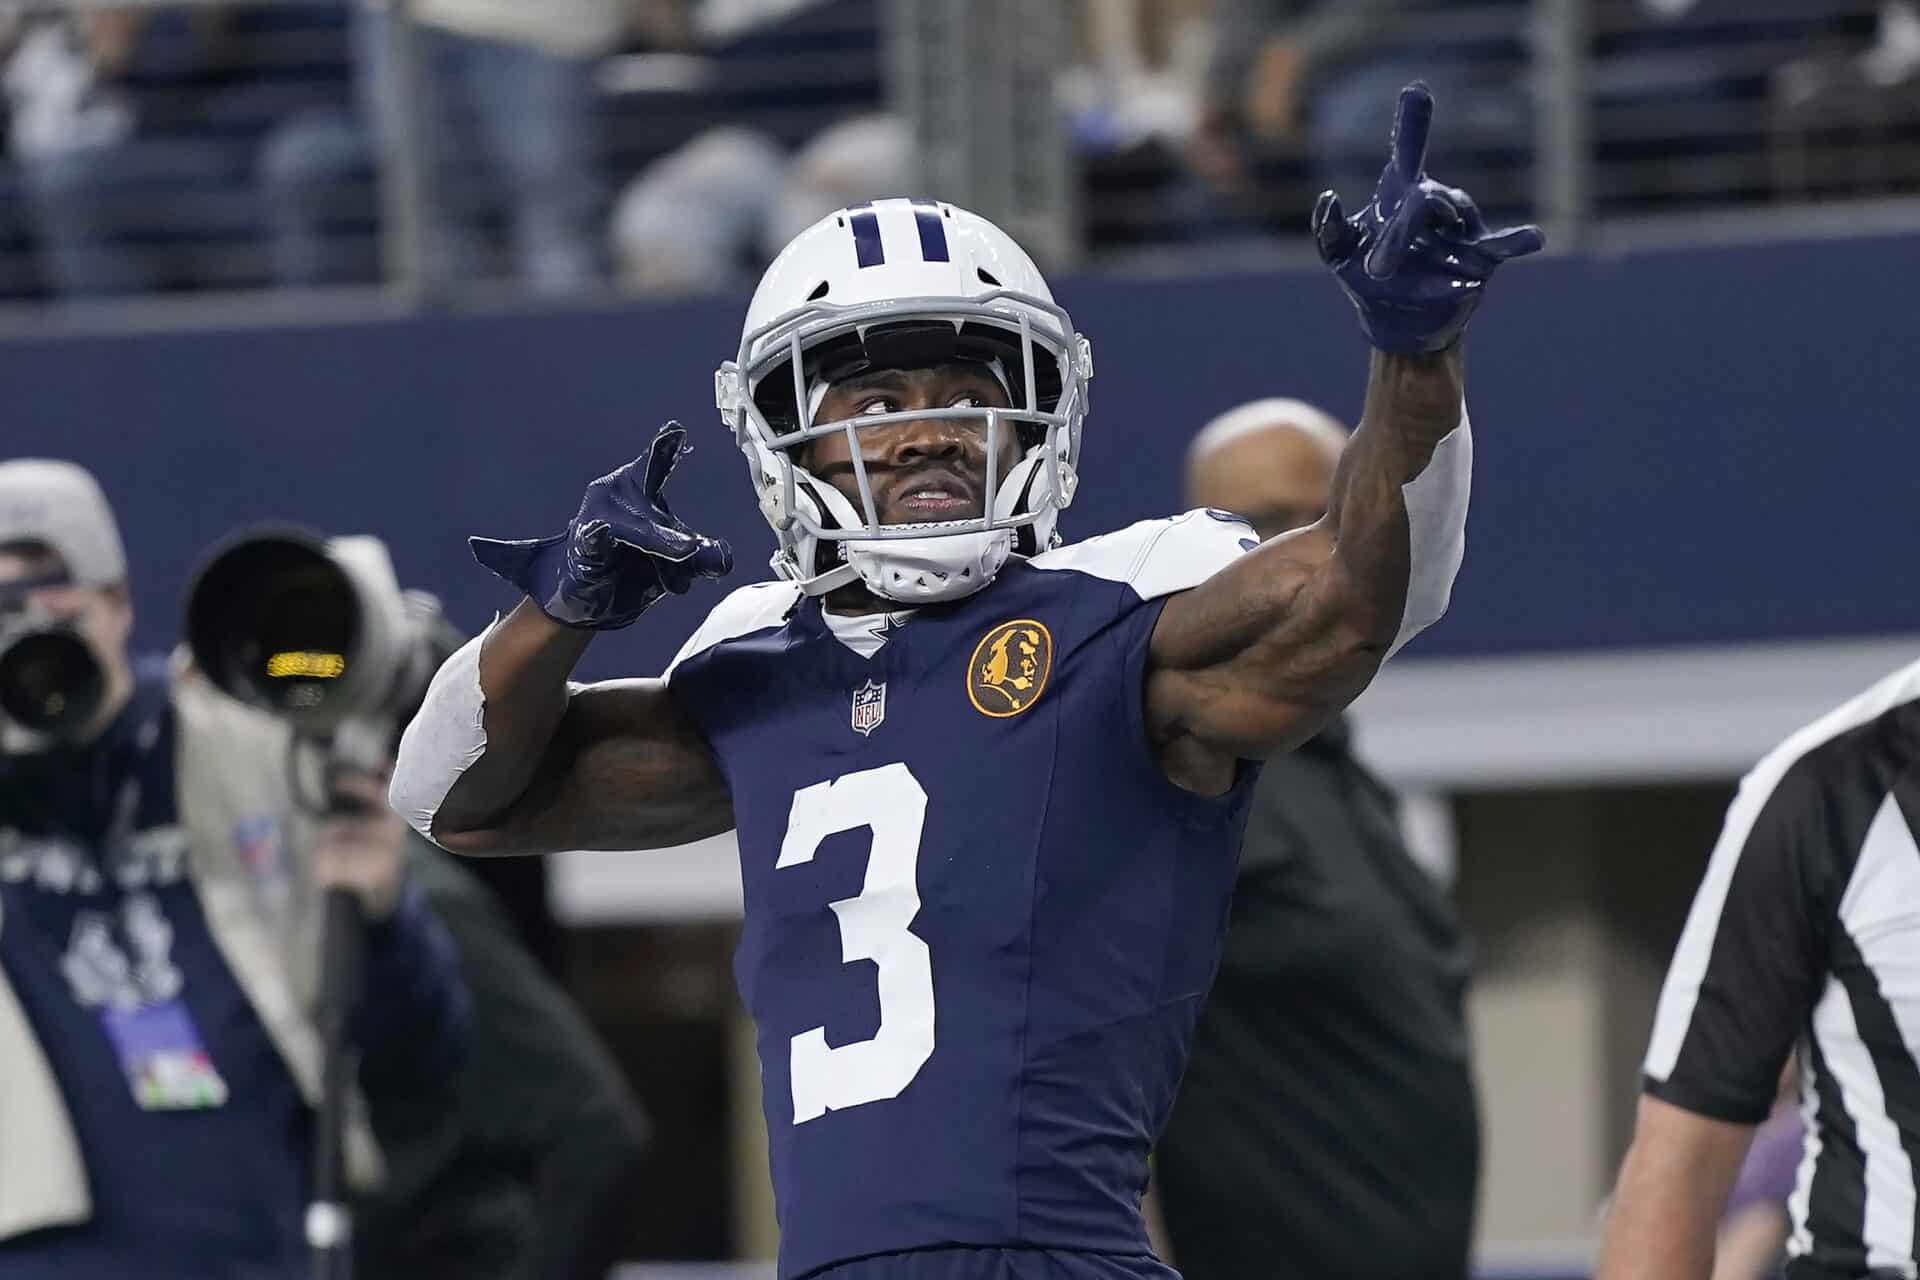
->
<box><xmin>667</xmin><ymin>512</ymin><xmax>1261</xmax><ymax>1279</ymax></box>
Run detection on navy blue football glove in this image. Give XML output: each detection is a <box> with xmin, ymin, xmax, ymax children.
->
<box><xmin>1312</xmin><ymin>82</ymin><xmax>1544</xmax><ymax>354</ymax></box>
<box><xmin>469</xmin><ymin>423</ymin><xmax>733</xmax><ymax>630</ymax></box>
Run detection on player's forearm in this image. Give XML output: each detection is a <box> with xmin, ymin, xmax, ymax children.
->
<box><xmin>458</xmin><ymin>601</ymin><xmax>596</xmax><ymax>828</ymax></box>
<box><xmin>1339</xmin><ymin>348</ymin><xmax>1467</xmax><ymax>510</ymax></box>
<box><xmin>1323</xmin><ymin>345</ymin><xmax>1469</xmax><ymax>657</ymax></box>
<box><xmin>393</xmin><ymin>601</ymin><xmax>591</xmax><ymax>843</ymax></box>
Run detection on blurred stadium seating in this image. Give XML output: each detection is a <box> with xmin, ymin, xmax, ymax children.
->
<box><xmin>0</xmin><ymin>0</ymin><xmax>1913</xmax><ymax>301</ymax></box>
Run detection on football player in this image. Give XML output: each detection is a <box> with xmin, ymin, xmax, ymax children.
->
<box><xmin>393</xmin><ymin>84</ymin><xmax>1540</xmax><ymax>1280</ymax></box>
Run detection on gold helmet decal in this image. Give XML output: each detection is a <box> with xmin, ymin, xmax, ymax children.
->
<box><xmin>967</xmin><ymin>619</ymin><xmax>1053</xmax><ymax>718</ymax></box>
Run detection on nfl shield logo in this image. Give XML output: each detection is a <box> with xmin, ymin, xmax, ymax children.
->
<box><xmin>851</xmin><ymin>679</ymin><xmax>887</xmax><ymax>736</ymax></box>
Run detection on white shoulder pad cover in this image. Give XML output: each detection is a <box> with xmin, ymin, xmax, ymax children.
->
<box><xmin>391</xmin><ymin>623</ymin><xmax>492</xmax><ymax>843</ymax></box>
<box><xmin>1031</xmin><ymin>509</ymin><xmax>1255</xmax><ymax>601</ymax></box>
<box><xmin>664</xmin><ymin>580</ymin><xmax>802</xmax><ymax>682</ymax></box>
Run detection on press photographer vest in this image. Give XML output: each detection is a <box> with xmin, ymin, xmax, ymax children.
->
<box><xmin>0</xmin><ymin>659</ymin><xmax>381</xmax><ymax>1242</ymax></box>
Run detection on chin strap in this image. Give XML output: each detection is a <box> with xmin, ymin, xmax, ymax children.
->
<box><xmin>1002</xmin><ymin>454</ymin><xmax>1048</xmax><ymax>558</ymax></box>
<box><xmin>787</xmin><ymin>557</ymin><xmax>861</xmax><ymax>597</ymax></box>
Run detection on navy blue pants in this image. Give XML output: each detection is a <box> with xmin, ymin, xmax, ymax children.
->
<box><xmin>809</xmin><ymin>1247</ymin><xmax>1179</xmax><ymax>1279</ymax></box>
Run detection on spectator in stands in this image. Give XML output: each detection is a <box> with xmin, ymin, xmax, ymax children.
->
<box><xmin>2</xmin><ymin>5</ymin><xmax>335</xmax><ymax>297</ymax></box>
<box><xmin>609</xmin><ymin>112</ymin><xmax>913</xmax><ymax>296</ymax></box>
<box><xmin>759</xmin><ymin>114</ymin><xmax>912</xmax><ymax>267</ymax></box>
<box><xmin>1153</xmin><ymin>400</ymin><xmax>1481</xmax><ymax>1280</ymax></box>
<box><xmin>1062</xmin><ymin>0</ymin><xmax>1211</xmax><ymax>158</ymax></box>
<box><xmin>1056</xmin><ymin>1</ymin><xmax>1217</xmax><ymax>252</ymax></box>
<box><xmin>606</xmin><ymin>0</ymin><xmax>891</xmax><ymax>294</ymax></box>
<box><xmin>609</xmin><ymin>126</ymin><xmax>785</xmax><ymax>294</ymax></box>
<box><xmin>1191</xmin><ymin>0</ymin><xmax>1528</xmax><ymax>225</ymax></box>
<box><xmin>1768</xmin><ymin>0</ymin><xmax>1920</xmax><ymax>202</ymax></box>
<box><xmin>261</xmin><ymin>0</ymin><xmax>618</xmax><ymax>292</ymax></box>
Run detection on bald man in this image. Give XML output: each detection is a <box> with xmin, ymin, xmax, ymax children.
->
<box><xmin>1153</xmin><ymin>400</ymin><xmax>1482</xmax><ymax>1280</ymax></box>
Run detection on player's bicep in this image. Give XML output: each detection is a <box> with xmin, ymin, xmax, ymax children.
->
<box><xmin>440</xmin><ymin>680</ymin><xmax>733</xmax><ymax>856</ymax></box>
<box><xmin>1147</xmin><ymin>526</ymin><xmax>1378</xmax><ymax>756</ymax></box>
<box><xmin>1146</xmin><ymin>522</ymin><xmax>1336</xmax><ymax>672</ymax></box>
<box><xmin>1645</xmin><ymin>765</ymin><xmax>1831</xmax><ymax>1124</ymax></box>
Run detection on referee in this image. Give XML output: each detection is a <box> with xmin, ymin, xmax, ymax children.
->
<box><xmin>1599</xmin><ymin>657</ymin><xmax>1920</xmax><ymax>1280</ymax></box>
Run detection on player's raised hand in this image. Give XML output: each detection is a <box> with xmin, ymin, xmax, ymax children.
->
<box><xmin>469</xmin><ymin>422</ymin><xmax>733</xmax><ymax>630</ymax></box>
<box><xmin>1311</xmin><ymin>82</ymin><xmax>1544</xmax><ymax>354</ymax></box>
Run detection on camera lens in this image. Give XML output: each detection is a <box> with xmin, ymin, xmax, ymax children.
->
<box><xmin>0</xmin><ymin>626</ymin><xmax>104</xmax><ymax>735</ymax></box>
<box><xmin>186</xmin><ymin>535</ymin><xmax>362</xmax><ymax>717</ymax></box>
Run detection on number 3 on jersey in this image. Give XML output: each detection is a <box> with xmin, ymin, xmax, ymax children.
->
<box><xmin>776</xmin><ymin>762</ymin><xmax>935</xmax><ymax>1124</ymax></box>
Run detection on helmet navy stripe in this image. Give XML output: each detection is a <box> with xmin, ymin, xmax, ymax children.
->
<box><xmin>912</xmin><ymin>203</ymin><xmax>950</xmax><ymax>262</ymax></box>
<box><xmin>849</xmin><ymin>208</ymin><xmax>885</xmax><ymax>268</ymax></box>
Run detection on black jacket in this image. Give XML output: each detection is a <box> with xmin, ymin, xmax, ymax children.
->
<box><xmin>1157</xmin><ymin>721</ymin><xmax>1479</xmax><ymax>1280</ymax></box>
<box><xmin>354</xmin><ymin>848</ymin><xmax>648</xmax><ymax>1280</ymax></box>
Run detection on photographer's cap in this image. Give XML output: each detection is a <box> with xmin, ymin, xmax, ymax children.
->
<box><xmin>0</xmin><ymin>459</ymin><xmax>127</xmax><ymax>585</ymax></box>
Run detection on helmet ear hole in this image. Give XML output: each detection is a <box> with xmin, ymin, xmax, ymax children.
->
<box><xmin>807</xmin><ymin>281</ymin><xmax>830</xmax><ymax>301</ymax></box>
<box><xmin>976</xmin><ymin>268</ymin><xmax>1001</xmax><ymax>287</ymax></box>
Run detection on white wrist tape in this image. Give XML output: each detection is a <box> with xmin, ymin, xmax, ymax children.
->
<box><xmin>1386</xmin><ymin>407</ymin><xmax>1472</xmax><ymax>661</ymax></box>
<box><xmin>390</xmin><ymin>622</ymin><xmax>494</xmax><ymax>843</ymax></box>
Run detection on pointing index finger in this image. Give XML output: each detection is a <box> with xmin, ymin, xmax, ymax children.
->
<box><xmin>1390</xmin><ymin>81</ymin><xmax>1434</xmax><ymax>185</ymax></box>
<box><xmin>642</xmin><ymin>421</ymin><xmax>690</xmax><ymax>497</ymax></box>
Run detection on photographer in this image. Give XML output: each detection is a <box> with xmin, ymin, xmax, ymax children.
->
<box><xmin>183</xmin><ymin>524</ymin><xmax>650</xmax><ymax>1280</ymax></box>
<box><xmin>0</xmin><ymin>458</ymin><xmax>470</xmax><ymax>1278</ymax></box>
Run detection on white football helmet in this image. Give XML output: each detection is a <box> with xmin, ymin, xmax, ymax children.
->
<box><xmin>714</xmin><ymin>198</ymin><xmax>1093</xmax><ymax>604</ymax></box>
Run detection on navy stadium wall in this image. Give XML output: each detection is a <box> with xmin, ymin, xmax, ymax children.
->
<box><xmin>4</xmin><ymin>230</ymin><xmax>1915</xmax><ymax>681</ymax></box>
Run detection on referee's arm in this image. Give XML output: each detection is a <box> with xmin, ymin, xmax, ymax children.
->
<box><xmin>1600</xmin><ymin>1099</ymin><xmax>1761</xmax><ymax>1280</ymax></box>
<box><xmin>1597</xmin><ymin>761</ymin><xmax>1833</xmax><ymax>1280</ymax></box>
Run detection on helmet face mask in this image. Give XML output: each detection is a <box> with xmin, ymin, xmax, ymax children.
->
<box><xmin>715</xmin><ymin>201</ymin><xmax>1092</xmax><ymax>605</ymax></box>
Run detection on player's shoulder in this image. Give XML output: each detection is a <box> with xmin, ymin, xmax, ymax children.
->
<box><xmin>665</xmin><ymin>579</ymin><xmax>801</xmax><ymax>681</ymax></box>
<box><xmin>1029</xmin><ymin>509</ymin><xmax>1256</xmax><ymax>601</ymax></box>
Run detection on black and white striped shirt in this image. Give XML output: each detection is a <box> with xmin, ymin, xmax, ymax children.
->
<box><xmin>1645</xmin><ymin>657</ymin><xmax>1920</xmax><ymax>1279</ymax></box>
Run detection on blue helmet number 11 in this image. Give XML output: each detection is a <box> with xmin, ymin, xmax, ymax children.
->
<box><xmin>776</xmin><ymin>763</ymin><xmax>935</xmax><ymax>1124</ymax></box>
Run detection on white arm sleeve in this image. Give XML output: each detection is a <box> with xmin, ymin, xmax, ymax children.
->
<box><xmin>390</xmin><ymin>622</ymin><xmax>495</xmax><ymax>843</ymax></box>
<box><xmin>1385</xmin><ymin>407</ymin><xmax>1471</xmax><ymax>662</ymax></box>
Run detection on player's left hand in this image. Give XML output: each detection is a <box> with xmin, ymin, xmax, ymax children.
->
<box><xmin>1312</xmin><ymin>82</ymin><xmax>1544</xmax><ymax>355</ymax></box>
<box><xmin>469</xmin><ymin>423</ymin><xmax>733</xmax><ymax>630</ymax></box>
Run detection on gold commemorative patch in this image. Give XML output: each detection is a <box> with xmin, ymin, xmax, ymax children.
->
<box><xmin>967</xmin><ymin>619</ymin><xmax>1052</xmax><ymax>718</ymax></box>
